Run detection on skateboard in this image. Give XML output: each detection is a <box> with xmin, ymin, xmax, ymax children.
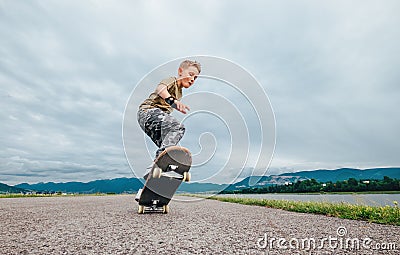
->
<box><xmin>136</xmin><ymin>146</ymin><xmax>192</xmax><ymax>214</ymax></box>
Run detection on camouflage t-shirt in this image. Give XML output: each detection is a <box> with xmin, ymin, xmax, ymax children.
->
<box><xmin>139</xmin><ymin>77</ymin><xmax>182</xmax><ymax>113</ymax></box>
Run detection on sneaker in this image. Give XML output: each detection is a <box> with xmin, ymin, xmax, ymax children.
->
<box><xmin>143</xmin><ymin>163</ymin><xmax>154</xmax><ymax>179</ymax></box>
<box><xmin>135</xmin><ymin>188</ymin><xmax>143</xmax><ymax>202</ymax></box>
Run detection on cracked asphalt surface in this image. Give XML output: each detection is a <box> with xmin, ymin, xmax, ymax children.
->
<box><xmin>1</xmin><ymin>195</ymin><xmax>399</xmax><ymax>254</ymax></box>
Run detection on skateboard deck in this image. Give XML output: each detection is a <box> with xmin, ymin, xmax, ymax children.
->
<box><xmin>137</xmin><ymin>146</ymin><xmax>192</xmax><ymax>214</ymax></box>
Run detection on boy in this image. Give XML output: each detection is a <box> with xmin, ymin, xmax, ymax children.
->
<box><xmin>137</xmin><ymin>60</ymin><xmax>201</xmax><ymax>166</ymax></box>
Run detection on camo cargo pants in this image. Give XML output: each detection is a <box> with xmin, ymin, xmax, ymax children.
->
<box><xmin>137</xmin><ymin>108</ymin><xmax>185</xmax><ymax>158</ymax></box>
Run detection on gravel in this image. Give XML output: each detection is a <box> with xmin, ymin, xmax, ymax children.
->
<box><xmin>1</xmin><ymin>195</ymin><xmax>399</xmax><ymax>254</ymax></box>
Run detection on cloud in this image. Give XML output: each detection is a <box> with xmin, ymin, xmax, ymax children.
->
<box><xmin>1</xmin><ymin>0</ymin><xmax>399</xmax><ymax>185</ymax></box>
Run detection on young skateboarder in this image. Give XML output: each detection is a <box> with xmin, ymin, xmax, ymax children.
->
<box><xmin>137</xmin><ymin>59</ymin><xmax>201</xmax><ymax>172</ymax></box>
<box><xmin>135</xmin><ymin>60</ymin><xmax>200</xmax><ymax>201</ymax></box>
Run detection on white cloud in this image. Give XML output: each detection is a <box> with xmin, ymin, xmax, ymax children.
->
<box><xmin>1</xmin><ymin>0</ymin><xmax>399</xmax><ymax>185</ymax></box>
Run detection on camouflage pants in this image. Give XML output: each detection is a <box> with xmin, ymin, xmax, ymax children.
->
<box><xmin>137</xmin><ymin>108</ymin><xmax>185</xmax><ymax>158</ymax></box>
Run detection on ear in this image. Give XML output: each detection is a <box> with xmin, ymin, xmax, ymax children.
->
<box><xmin>178</xmin><ymin>67</ymin><xmax>183</xmax><ymax>76</ymax></box>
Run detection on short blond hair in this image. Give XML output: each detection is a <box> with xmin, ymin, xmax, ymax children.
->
<box><xmin>179</xmin><ymin>60</ymin><xmax>201</xmax><ymax>73</ymax></box>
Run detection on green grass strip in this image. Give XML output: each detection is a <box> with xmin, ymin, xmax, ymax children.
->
<box><xmin>203</xmin><ymin>196</ymin><xmax>400</xmax><ymax>226</ymax></box>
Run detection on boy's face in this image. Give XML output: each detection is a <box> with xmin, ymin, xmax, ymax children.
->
<box><xmin>178</xmin><ymin>66</ymin><xmax>199</xmax><ymax>88</ymax></box>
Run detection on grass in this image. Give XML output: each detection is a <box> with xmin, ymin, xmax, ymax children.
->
<box><xmin>274</xmin><ymin>191</ymin><xmax>400</xmax><ymax>195</ymax></box>
<box><xmin>0</xmin><ymin>194</ymin><xmax>55</xmax><ymax>198</ymax></box>
<box><xmin>223</xmin><ymin>191</ymin><xmax>400</xmax><ymax>195</ymax></box>
<box><xmin>196</xmin><ymin>195</ymin><xmax>400</xmax><ymax>226</ymax></box>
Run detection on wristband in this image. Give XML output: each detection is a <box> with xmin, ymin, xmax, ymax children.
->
<box><xmin>164</xmin><ymin>96</ymin><xmax>176</xmax><ymax>106</ymax></box>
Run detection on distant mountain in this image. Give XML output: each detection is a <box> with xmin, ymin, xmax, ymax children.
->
<box><xmin>16</xmin><ymin>178</ymin><xmax>143</xmax><ymax>194</ymax></box>
<box><xmin>278</xmin><ymin>167</ymin><xmax>400</xmax><ymax>183</ymax></box>
<box><xmin>231</xmin><ymin>168</ymin><xmax>400</xmax><ymax>190</ymax></box>
<box><xmin>15</xmin><ymin>177</ymin><xmax>224</xmax><ymax>194</ymax></box>
<box><xmin>15</xmin><ymin>178</ymin><xmax>227</xmax><ymax>194</ymax></box>
<box><xmin>225</xmin><ymin>175</ymin><xmax>308</xmax><ymax>191</ymax></box>
<box><xmin>179</xmin><ymin>182</ymin><xmax>228</xmax><ymax>193</ymax></box>
<box><xmin>0</xmin><ymin>182</ymin><xmax>28</xmax><ymax>194</ymax></box>
<box><xmin>12</xmin><ymin>167</ymin><xmax>400</xmax><ymax>194</ymax></box>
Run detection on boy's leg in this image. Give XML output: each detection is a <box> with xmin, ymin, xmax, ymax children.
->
<box><xmin>158</xmin><ymin>112</ymin><xmax>185</xmax><ymax>157</ymax></box>
<box><xmin>138</xmin><ymin>108</ymin><xmax>163</xmax><ymax>149</ymax></box>
<box><xmin>137</xmin><ymin>108</ymin><xmax>185</xmax><ymax>158</ymax></box>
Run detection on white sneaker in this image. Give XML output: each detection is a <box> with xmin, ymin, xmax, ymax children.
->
<box><xmin>143</xmin><ymin>162</ymin><xmax>154</xmax><ymax>179</ymax></box>
<box><xmin>135</xmin><ymin>188</ymin><xmax>143</xmax><ymax>201</ymax></box>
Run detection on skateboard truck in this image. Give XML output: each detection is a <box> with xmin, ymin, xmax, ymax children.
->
<box><xmin>167</xmin><ymin>164</ymin><xmax>179</xmax><ymax>171</ymax></box>
<box><xmin>138</xmin><ymin>200</ymin><xmax>169</xmax><ymax>214</ymax></box>
<box><xmin>143</xmin><ymin>164</ymin><xmax>178</xmax><ymax>180</ymax></box>
<box><xmin>152</xmin><ymin>164</ymin><xmax>190</xmax><ymax>181</ymax></box>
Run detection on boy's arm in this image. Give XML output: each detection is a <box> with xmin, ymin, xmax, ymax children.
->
<box><xmin>155</xmin><ymin>84</ymin><xmax>173</xmax><ymax>100</ymax></box>
<box><xmin>156</xmin><ymin>84</ymin><xmax>190</xmax><ymax>114</ymax></box>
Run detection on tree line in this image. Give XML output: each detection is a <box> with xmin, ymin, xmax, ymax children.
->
<box><xmin>223</xmin><ymin>176</ymin><xmax>400</xmax><ymax>194</ymax></box>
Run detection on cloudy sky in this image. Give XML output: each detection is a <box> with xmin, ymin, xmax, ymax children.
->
<box><xmin>1</xmin><ymin>0</ymin><xmax>399</xmax><ymax>185</ymax></box>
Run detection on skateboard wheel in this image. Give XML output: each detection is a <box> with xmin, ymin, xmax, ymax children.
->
<box><xmin>138</xmin><ymin>205</ymin><xmax>145</xmax><ymax>214</ymax></box>
<box><xmin>183</xmin><ymin>172</ymin><xmax>191</xmax><ymax>182</ymax></box>
<box><xmin>162</xmin><ymin>205</ymin><xmax>169</xmax><ymax>214</ymax></box>
<box><xmin>152</xmin><ymin>167</ymin><xmax>162</xmax><ymax>178</ymax></box>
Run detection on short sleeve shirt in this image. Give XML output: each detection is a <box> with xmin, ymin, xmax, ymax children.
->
<box><xmin>139</xmin><ymin>77</ymin><xmax>182</xmax><ymax>113</ymax></box>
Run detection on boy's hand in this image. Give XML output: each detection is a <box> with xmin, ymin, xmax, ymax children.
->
<box><xmin>173</xmin><ymin>101</ymin><xmax>190</xmax><ymax>114</ymax></box>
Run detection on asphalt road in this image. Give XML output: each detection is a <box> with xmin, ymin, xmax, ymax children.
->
<box><xmin>1</xmin><ymin>195</ymin><xmax>399</xmax><ymax>254</ymax></box>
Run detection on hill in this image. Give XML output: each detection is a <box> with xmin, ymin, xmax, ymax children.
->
<box><xmin>279</xmin><ymin>167</ymin><xmax>400</xmax><ymax>182</ymax></box>
<box><xmin>226</xmin><ymin>167</ymin><xmax>400</xmax><ymax>191</ymax></box>
<box><xmin>12</xmin><ymin>167</ymin><xmax>400</xmax><ymax>194</ymax></box>
<box><xmin>0</xmin><ymin>182</ymin><xmax>28</xmax><ymax>194</ymax></box>
<box><xmin>16</xmin><ymin>178</ymin><xmax>144</xmax><ymax>194</ymax></box>
<box><xmin>14</xmin><ymin>177</ymin><xmax>225</xmax><ymax>194</ymax></box>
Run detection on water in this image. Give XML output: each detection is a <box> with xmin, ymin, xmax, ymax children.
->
<box><xmin>217</xmin><ymin>193</ymin><xmax>400</xmax><ymax>207</ymax></box>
